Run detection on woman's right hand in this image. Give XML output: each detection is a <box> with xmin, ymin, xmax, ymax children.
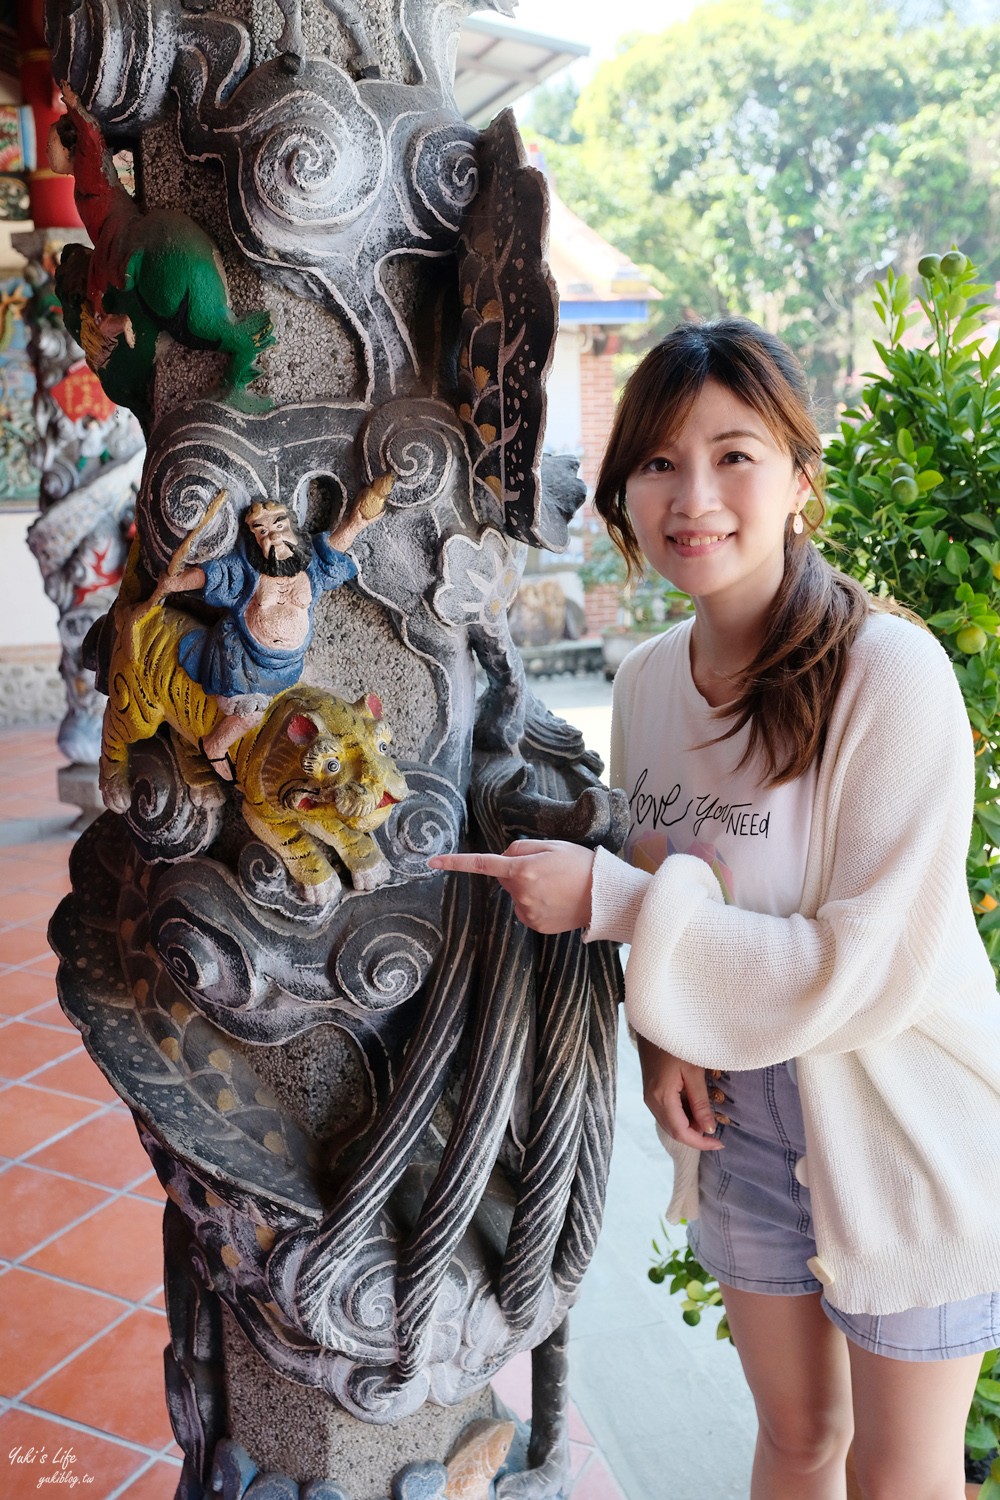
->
<box><xmin>636</xmin><ymin>1035</ymin><xmax>724</xmax><ymax>1151</ymax></box>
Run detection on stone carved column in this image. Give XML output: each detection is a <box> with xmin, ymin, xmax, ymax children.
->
<box><xmin>43</xmin><ymin>3</ymin><xmax>627</xmax><ymax>1498</ymax></box>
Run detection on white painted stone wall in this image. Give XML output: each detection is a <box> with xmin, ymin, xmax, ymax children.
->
<box><xmin>0</xmin><ymin>510</ymin><xmax>58</xmax><ymax>647</ymax></box>
<box><xmin>542</xmin><ymin>325</ymin><xmax>583</xmax><ymax>456</ymax></box>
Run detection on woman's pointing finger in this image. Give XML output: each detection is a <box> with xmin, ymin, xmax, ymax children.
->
<box><xmin>427</xmin><ymin>853</ymin><xmax>516</xmax><ymax>878</ymax></box>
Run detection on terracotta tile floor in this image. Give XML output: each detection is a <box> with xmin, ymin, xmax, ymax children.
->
<box><xmin>0</xmin><ymin>724</ymin><xmax>626</xmax><ymax>1500</ymax></box>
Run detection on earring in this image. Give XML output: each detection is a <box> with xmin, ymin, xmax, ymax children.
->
<box><xmin>792</xmin><ymin>509</ymin><xmax>804</xmax><ymax>535</ymax></box>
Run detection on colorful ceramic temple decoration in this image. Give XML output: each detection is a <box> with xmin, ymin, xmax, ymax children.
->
<box><xmin>44</xmin><ymin>2</ymin><xmax>627</xmax><ymax>1496</ymax></box>
<box><xmin>17</xmin><ymin>0</ymin><xmax>80</xmax><ymax>229</ymax></box>
<box><xmin>48</xmin><ymin>89</ymin><xmax>274</xmax><ymax>430</ymax></box>
<box><xmin>0</xmin><ymin>275</ymin><xmax>41</xmax><ymax>502</ymax></box>
<box><xmin>101</xmin><ymin>573</ymin><xmax>411</xmax><ymax>903</ymax></box>
<box><xmin>19</xmin><ymin>234</ymin><xmax>144</xmax><ymax>765</ymax></box>
<box><xmin>149</xmin><ymin>480</ymin><xmax>390</xmax><ymax>775</ymax></box>
<box><xmin>0</xmin><ymin>105</ymin><xmax>33</xmax><ymax>220</ymax></box>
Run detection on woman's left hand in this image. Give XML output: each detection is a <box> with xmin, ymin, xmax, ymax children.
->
<box><xmin>636</xmin><ymin>1035</ymin><xmax>722</xmax><ymax>1150</ymax></box>
<box><xmin>428</xmin><ymin>840</ymin><xmax>595</xmax><ymax>934</ymax></box>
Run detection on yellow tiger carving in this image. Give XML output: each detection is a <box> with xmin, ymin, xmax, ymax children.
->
<box><xmin>100</xmin><ymin>578</ymin><xmax>409</xmax><ymax>903</ymax></box>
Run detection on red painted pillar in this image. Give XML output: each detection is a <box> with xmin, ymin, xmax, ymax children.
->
<box><xmin>17</xmin><ymin>0</ymin><xmax>81</xmax><ymax>229</ymax></box>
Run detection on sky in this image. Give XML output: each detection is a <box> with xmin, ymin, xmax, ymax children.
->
<box><xmin>481</xmin><ymin>0</ymin><xmax>1000</xmax><ymax>76</ymax></box>
<box><xmin>485</xmin><ymin>0</ymin><xmax>698</xmax><ymax>69</ymax></box>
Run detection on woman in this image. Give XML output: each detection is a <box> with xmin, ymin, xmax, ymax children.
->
<box><xmin>431</xmin><ymin>318</ymin><xmax>1000</xmax><ymax>1500</ymax></box>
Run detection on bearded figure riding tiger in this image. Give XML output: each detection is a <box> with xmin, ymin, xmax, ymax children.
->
<box><xmin>98</xmin><ymin>485</ymin><xmax>408</xmax><ymax>904</ymax></box>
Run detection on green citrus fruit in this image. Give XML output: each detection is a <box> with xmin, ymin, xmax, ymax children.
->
<box><xmin>682</xmin><ymin>1309</ymin><xmax>701</xmax><ymax>1326</ymax></box>
<box><xmin>956</xmin><ymin>624</ymin><xmax>988</xmax><ymax>654</ymax></box>
<box><xmin>940</xmin><ymin>250</ymin><xmax>968</xmax><ymax>277</ymax></box>
<box><xmin>891</xmin><ymin>476</ymin><xmax>919</xmax><ymax>503</ymax></box>
<box><xmin>892</xmin><ymin>463</ymin><xmax>914</xmax><ymax>479</ymax></box>
<box><xmin>917</xmin><ymin>254</ymin><xmax>941</xmax><ymax>278</ymax></box>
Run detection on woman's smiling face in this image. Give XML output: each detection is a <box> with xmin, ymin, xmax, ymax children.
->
<box><xmin>625</xmin><ymin>378</ymin><xmax>812</xmax><ymax>622</ymax></box>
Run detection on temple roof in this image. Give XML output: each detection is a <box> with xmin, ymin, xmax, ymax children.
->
<box><xmin>525</xmin><ymin>147</ymin><xmax>660</xmax><ymax>325</ymax></box>
<box><xmin>456</xmin><ymin>16</ymin><xmax>588</xmax><ymax>126</ymax></box>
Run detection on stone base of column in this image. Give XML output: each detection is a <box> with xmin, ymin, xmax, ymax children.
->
<box><xmin>57</xmin><ymin>762</ymin><xmax>105</xmax><ymax>827</ymax></box>
<box><xmin>221</xmin><ymin>1308</ymin><xmax>496</xmax><ymax>1498</ymax></box>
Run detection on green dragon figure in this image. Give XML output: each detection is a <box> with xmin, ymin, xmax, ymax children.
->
<box><xmin>49</xmin><ymin>86</ymin><xmax>275</xmax><ymax>429</ymax></box>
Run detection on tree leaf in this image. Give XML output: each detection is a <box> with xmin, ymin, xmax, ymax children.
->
<box><xmin>963</xmin><ymin>513</ymin><xmax>998</xmax><ymax>537</ymax></box>
<box><xmin>911</xmin><ymin>508</ymin><xmax>947</xmax><ymax>527</ymax></box>
<box><xmin>945</xmin><ymin>543</ymin><xmax>971</xmax><ymax>576</ymax></box>
<box><xmin>966</xmin><ymin>1417</ymin><xmax>999</xmax><ymax>1456</ymax></box>
<box><xmin>975</xmin><ymin>808</ymin><xmax>1000</xmax><ymax>845</ymax></box>
<box><xmin>954</xmin><ymin>314</ymin><xmax>986</xmax><ymax>345</ymax></box>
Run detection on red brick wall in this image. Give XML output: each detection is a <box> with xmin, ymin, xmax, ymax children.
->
<box><xmin>579</xmin><ymin>347</ymin><xmax>620</xmax><ymax>636</ymax></box>
<box><xmin>584</xmin><ymin>582</ymin><xmax>619</xmax><ymax>633</ymax></box>
<box><xmin>579</xmin><ymin>349</ymin><xmax>617</xmax><ymax>489</ymax></box>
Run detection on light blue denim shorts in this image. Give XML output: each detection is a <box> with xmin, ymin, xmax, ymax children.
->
<box><xmin>686</xmin><ymin>1062</ymin><xmax>1000</xmax><ymax>1362</ymax></box>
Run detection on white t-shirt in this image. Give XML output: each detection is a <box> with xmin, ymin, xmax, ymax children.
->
<box><xmin>620</xmin><ymin>618</ymin><xmax>815</xmax><ymax>920</ymax></box>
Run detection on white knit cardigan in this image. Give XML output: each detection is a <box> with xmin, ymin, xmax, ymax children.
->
<box><xmin>587</xmin><ymin>611</ymin><xmax>1000</xmax><ymax>1315</ymax></box>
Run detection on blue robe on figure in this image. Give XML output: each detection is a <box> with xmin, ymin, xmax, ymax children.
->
<box><xmin>176</xmin><ymin>532</ymin><xmax>356</xmax><ymax>699</ymax></box>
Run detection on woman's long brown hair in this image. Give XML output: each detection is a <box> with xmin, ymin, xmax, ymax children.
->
<box><xmin>594</xmin><ymin>317</ymin><xmax>872</xmax><ymax>785</ymax></box>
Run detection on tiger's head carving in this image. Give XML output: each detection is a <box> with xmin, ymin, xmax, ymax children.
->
<box><xmin>277</xmin><ymin>691</ymin><xmax>409</xmax><ymax>832</ymax></box>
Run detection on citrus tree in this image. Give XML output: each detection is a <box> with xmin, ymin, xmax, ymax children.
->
<box><xmin>966</xmin><ymin>1348</ymin><xmax>1000</xmax><ymax>1499</ymax></box>
<box><xmin>824</xmin><ymin>249</ymin><xmax>1000</xmax><ymax>969</ymax></box>
<box><xmin>824</xmin><ymin>254</ymin><xmax>1000</xmax><ymax>1492</ymax></box>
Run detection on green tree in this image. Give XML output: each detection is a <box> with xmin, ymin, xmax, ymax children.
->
<box><xmin>523</xmin><ymin>76</ymin><xmax>581</xmax><ymax>145</ymax></box>
<box><xmin>534</xmin><ymin>0</ymin><xmax>1000</xmax><ymax>408</ymax></box>
<box><xmin>890</xmin><ymin>23</ymin><xmax>1000</xmax><ymax>277</ymax></box>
